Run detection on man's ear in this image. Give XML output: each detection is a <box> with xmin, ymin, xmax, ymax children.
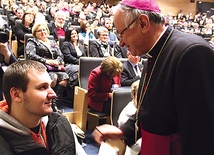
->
<box><xmin>10</xmin><ymin>87</ymin><xmax>22</xmax><ymax>102</ymax></box>
<box><xmin>138</xmin><ymin>14</ymin><xmax>150</xmax><ymax>33</ymax></box>
<box><xmin>140</xmin><ymin>22</ymin><xmax>146</xmax><ymax>28</ymax></box>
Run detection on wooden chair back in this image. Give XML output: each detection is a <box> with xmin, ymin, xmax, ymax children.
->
<box><xmin>73</xmin><ymin>86</ymin><xmax>88</xmax><ymax>133</ymax></box>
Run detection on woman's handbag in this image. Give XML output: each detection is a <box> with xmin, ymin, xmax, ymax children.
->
<box><xmin>46</xmin><ymin>64</ymin><xmax>65</xmax><ymax>72</ymax></box>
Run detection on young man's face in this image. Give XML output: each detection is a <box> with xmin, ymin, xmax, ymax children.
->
<box><xmin>104</xmin><ymin>20</ymin><xmax>112</xmax><ymax>30</ymax></box>
<box><xmin>16</xmin><ymin>10</ymin><xmax>23</xmax><ymax>19</ymax></box>
<box><xmin>21</xmin><ymin>69</ymin><xmax>56</xmax><ymax>118</ymax></box>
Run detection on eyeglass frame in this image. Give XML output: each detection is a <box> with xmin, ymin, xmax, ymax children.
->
<box><xmin>117</xmin><ymin>16</ymin><xmax>138</xmax><ymax>39</ymax></box>
<box><xmin>36</xmin><ymin>29</ymin><xmax>47</xmax><ymax>33</ymax></box>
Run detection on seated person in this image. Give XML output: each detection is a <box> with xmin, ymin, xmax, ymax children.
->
<box><xmin>121</xmin><ymin>51</ymin><xmax>143</xmax><ymax>86</ymax></box>
<box><xmin>0</xmin><ymin>42</ymin><xmax>17</xmax><ymax>101</ymax></box>
<box><xmin>8</xmin><ymin>8</ymin><xmax>24</xmax><ymax>39</ymax></box>
<box><xmin>14</xmin><ymin>11</ymin><xmax>35</xmax><ymax>57</ymax></box>
<box><xmin>118</xmin><ymin>80</ymin><xmax>141</xmax><ymax>155</ymax></box>
<box><xmin>209</xmin><ymin>35</ymin><xmax>214</xmax><ymax>50</ymax></box>
<box><xmin>79</xmin><ymin>20</ymin><xmax>95</xmax><ymax>45</ymax></box>
<box><xmin>61</xmin><ymin>27</ymin><xmax>88</xmax><ymax>65</ymax></box>
<box><xmin>45</xmin><ymin>6</ymin><xmax>57</xmax><ymax>23</ymax></box>
<box><xmin>102</xmin><ymin>18</ymin><xmax>118</xmax><ymax>47</ymax></box>
<box><xmin>60</xmin><ymin>27</ymin><xmax>88</xmax><ymax>105</ymax></box>
<box><xmin>90</xmin><ymin>26</ymin><xmax>113</xmax><ymax>57</ymax></box>
<box><xmin>88</xmin><ymin>56</ymin><xmax>123</xmax><ymax>115</ymax></box>
<box><xmin>0</xmin><ymin>60</ymin><xmax>87</xmax><ymax>155</ymax></box>
<box><xmin>48</xmin><ymin>10</ymin><xmax>68</xmax><ymax>41</ymax></box>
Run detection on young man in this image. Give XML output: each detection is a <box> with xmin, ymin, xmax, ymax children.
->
<box><xmin>102</xmin><ymin>18</ymin><xmax>118</xmax><ymax>46</ymax></box>
<box><xmin>0</xmin><ymin>60</ymin><xmax>86</xmax><ymax>155</ymax></box>
<box><xmin>93</xmin><ymin>0</ymin><xmax>214</xmax><ymax>154</ymax></box>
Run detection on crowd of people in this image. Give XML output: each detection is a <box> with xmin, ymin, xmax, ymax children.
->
<box><xmin>165</xmin><ymin>11</ymin><xmax>214</xmax><ymax>41</ymax></box>
<box><xmin>1</xmin><ymin>0</ymin><xmax>213</xmax><ymax>56</ymax></box>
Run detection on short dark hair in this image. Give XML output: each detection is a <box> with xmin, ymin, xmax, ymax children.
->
<box><xmin>2</xmin><ymin>60</ymin><xmax>47</xmax><ymax>105</ymax></box>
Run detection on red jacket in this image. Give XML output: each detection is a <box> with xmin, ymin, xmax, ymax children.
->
<box><xmin>88</xmin><ymin>66</ymin><xmax>121</xmax><ymax>112</ymax></box>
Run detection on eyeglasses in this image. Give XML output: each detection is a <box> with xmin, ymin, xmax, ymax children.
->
<box><xmin>57</xmin><ymin>18</ymin><xmax>65</xmax><ymax>21</ymax></box>
<box><xmin>36</xmin><ymin>29</ymin><xmax>46</xmax><ymax>33</ymax></box>
<box><xmin>100</xmin><ymin>33</ymin><xmax>108</xmax><ymax>37</ymax></box>
<box><xmin>117</xmin><ymin>17</ymin><xmax>138</xmax><ymax>39</ymax></box>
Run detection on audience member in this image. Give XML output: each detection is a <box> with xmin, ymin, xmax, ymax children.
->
<box><xmin>92</xmin><ymin>0</ymin><xmax>214</xmax><ymax>154</ymax></box>
<box><xmin>90</xmin><ymin>26</ymin><xmax>112</xmax><ymax>57</ymax></box>
<box><xmin>4</xmin><ymin>0</ymin><xmax>16</xmax><ymax>10</ymax></box>
<box><xmin>60</xmin><ymin>27</ymin><xmax>87</xmax><ymax>103</ymax></box>
<box><xmin>201</xmin><ymin>22</ymin><xmax>213</xmax><ymax>39</ymax></box>
<box><xmin>27</xmin><ymin>0</ymin><xmax>35</xmax><ymax>10</ymax></box>
<box><xmin>79</xmin><ymin>20</ymin><xmax>96</xmax><ymax>45</ymax></box>
<box><xmin>8</xmin><ymin>8</ymin><xmax>24</xmax><ymax>38</ymax></box>
<box><xmin>121</xmin><ymin>51</ymin><xmax>143</xmax><ymax>86</ymax></box>
<box><xmin>14</xmin><ymin>11</ymin><xmax>35</xmax><ymax>58</ymax></box>
<box><xmin>0</xmin><ymin>60</ymin><xmax>87</xmax><ymax>155</ymax></box>
<box><xmin>39</xmin><ymin>1</ymin><xmax>48</xmax><ymax>15</ymax></box>
<box><xmin>209</xmin><ymin>35</ymin><xmax>214</xmax><ymax>50</ymax></box>
<box><xmin>61</xmin><ymin>27</ymin><xmax>88</xmax><ymax>65</ymax></box>
<box><xmin>7</xmin><ymin>3</ymin><xmax>18</xmax><ymax>17</ymax></box>
<box><xmin>26</xmin><ymin>22</ymin><xmax>68</xmax><ymax>113</ymax></box>
<box><xmin>19</xmin><ymin>0</ymin><xmax>28</xmax><ymax>11</ymax></box>
<box><xmin>90</xmin><ymin>18</ymin><xmax>101</xmax><ymax>34</ymax></box>
<box><xmin>71</xmin><ymin>10</ymin><xmax>85</xmax><ymax>26</ymax></box>
<box><xmin>61</xmin><ymin>1</ymin><xmax>71</xmax><ymax>20</ymax></box>
<box><xmin>30</xmin><ymin>5</ymin><xmax>46</xmax><ymax>23</ymax></box>
<box><xmin>48</xmin><ymin>10</ymin><xmax>68</xmax><ymax>41</ymax></box>
<box><xmin>45</xmin><ymin>6</ymin><xmax>57</xmax><ymax>23</ymax></box>
<box><xmin>102</xmin><ymin>18</ymin><xmax>118</xmax><ymax>46</ymax></box>
<box><xmin>0</xmin><ymin>42</ymin><xmax>17</xmax><ymax>101</ymax></box>
<box><xmin>88</xmin><ymin>56</ymin><xmax>123</xmax><ymax>115</ymax></box>
<box><xmin>118</xmin><ymin>80</ymin><xmax>141</xmax><ymax>155</ymax></box>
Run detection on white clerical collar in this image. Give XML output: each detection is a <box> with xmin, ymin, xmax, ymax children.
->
<box><xmin>147</xmin><ymin>26</ymin><xmax>168</xmax><ymax>57</ymax></box>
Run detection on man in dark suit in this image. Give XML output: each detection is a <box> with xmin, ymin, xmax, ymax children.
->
<box><xmin>121</xmin><ymin>51</ymin><xmax>143</xmax><ymax>86</ymax></box>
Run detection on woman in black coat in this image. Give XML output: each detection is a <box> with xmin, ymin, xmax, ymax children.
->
<box><xmin>60</xmin><ymin>27</ymin><xmax>88</xmax><ymax>103</ymax></box>
<box><xmin>61</xmin><ymin>27</ymin><xmax>88</xmax><ymax>65</ymax></box>
<box><xmin>14</xmin><ymin>11</ymin><xmax>35</xmax><ymax>57</ymax></box>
